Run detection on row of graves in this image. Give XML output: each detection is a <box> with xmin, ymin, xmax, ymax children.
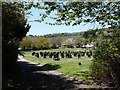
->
<box><xmin>32</xmin><ymin>50</ymin><xmax>93</xmax><ymax>61</ymax></box>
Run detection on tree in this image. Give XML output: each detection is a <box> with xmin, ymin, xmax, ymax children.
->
<box><xmin>2</xmin><ymin>2</ymin><xmax>30</xmax><ymax>89</ymax></box>
<box><xmin>32</xmin><ymin>37</ymin><xmax>50</xmax><ymax>50</ymax></box>
<box><xmin>2</xmin><ymin>2</ymin><xmax>30</xmax><ymax>67</ymax></box>
<box><xmin>49</xmin><ymin>36</ymin><xmax>62</xmax><ymax>48</ymax></box>
<box><xmin>75</xmin><ymin>36</ymin><xmax>88</xmax><ymax>46</ymax></box>
<box><xmin>83</xmin><ymin>29</ymin><xmax>98</xmax><ymax>42</ymax></box>
<box><xmin>20</xmin><ymin>37</ymin><xmax>32</xmax><ymax>50</ymax></box>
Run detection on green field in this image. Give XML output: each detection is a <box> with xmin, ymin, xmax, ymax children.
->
<box><xmin>23</xmin><ymin>48</ymin><xmax>93</xmax><ymax>80</ymax></box>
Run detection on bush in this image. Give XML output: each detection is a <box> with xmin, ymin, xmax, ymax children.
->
<box><xmin>90</xmin><ymin>28</ymin><xmax>120</xmax><ymax>89</ymax></box>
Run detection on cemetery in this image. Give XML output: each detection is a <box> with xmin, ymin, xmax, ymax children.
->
<box><xmin>2</xmin><ymin>1</ymin><xmax>120</xmax><ymax>90</ymax></box>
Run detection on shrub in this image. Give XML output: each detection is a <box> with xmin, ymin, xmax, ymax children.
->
<box><xmin>90</xmin><ymin>28</ymin><xmax>120</xmax><ymax>89</ymax></box>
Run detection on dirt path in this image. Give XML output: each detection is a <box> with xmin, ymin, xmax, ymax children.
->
<box><xmin>7</xmin><ymin>56</ymin><xmax>114</xmax><ymax>90</ymax></box>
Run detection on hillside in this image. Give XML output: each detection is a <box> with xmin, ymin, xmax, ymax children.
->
<box><xmin>21</xmin><ymin>28</ymin><xmax>112</xmax><ymax>50</ymax></box>
<box><xmin>28</xmin><ymin>29</ymin><xmax>99</xmax><ymax>41</ymax></box>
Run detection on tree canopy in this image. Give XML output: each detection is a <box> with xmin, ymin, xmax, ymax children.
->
<box><xmin>27</xmin><ymin>1</ymin><xmax>120</xmax><ymax>28</ymax></box>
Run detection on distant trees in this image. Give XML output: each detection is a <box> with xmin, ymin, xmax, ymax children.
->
<box><xmin>44</xmin><ymin>29</ymin><xmax>99</xmax><ymax>48</ymax></box>
<box><xmin>75</xmin><ymin>36</ymin><xmax>88</xmax><ymax>46</ymax></box>
<box><xmin>21</xmin><ymin>29</ymin><xmax>99</xmax><ymax>49</ymax></box>
<box><xmin>33</xmin><ymin>37</ymin><xmax>50</xmax><ymax>50</ymax></box>
<box><xmin>62</xmin><ymin>40</ymin><xmax>73</xmax><ymax>48</ymax></box>
<box><xmin>20</xmin><ymin>37</ymin><xmax>32</xmax><ymax>50</ymax></box>
<box><xmin>20</xmin><ymin>36</ymin><xmax>50</xmax><ymax>50</ymax></box>
<box><xmin>44</xmin><ymin>32</ymin><xmax>83</xmax><ymax>38</ymax></box>
<box><xmin>49</xmin><ymin>36</ymin><xmax>62</xmax><ymax>49</ymax></box>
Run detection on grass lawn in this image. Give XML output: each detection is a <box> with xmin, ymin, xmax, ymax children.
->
<box><xmin>23</xmin><ymin>48</ymin><xmax>93</xmax><ymax>80</ymax></box>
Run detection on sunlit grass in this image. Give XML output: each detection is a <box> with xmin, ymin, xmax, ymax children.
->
<box><xmin>23</xmin><ymin>48</ymin><xmax>93</xmax><ymax>80</ymax></box>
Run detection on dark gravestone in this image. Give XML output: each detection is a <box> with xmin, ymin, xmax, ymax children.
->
<box><xmin>40</xmin><ymin>52</ymin><xmax>43</xmax><ymax>57</ymax></box>
<box><xmin>43</xmin><ymin>52</ymin><xmax>47</xmax><ymax>58</ymax></box>
<box><xmin>77</xmin><ymin>53</ymin><xmax>81</xmax><ymax>58</ymax></box>
<box><xmin>60</xmin><ymin>52</ymin><xmax>64</xmax><ymax>58</ymax></box>
<box><xmin>53</xmin><ymin>52</ymin><xmax>60</xmax><ymax>61</ymax></box>
<box><xmin>35</xmin><ymin>53</ymin><xmax>39</xmax><ymax>58</ymax></box>
<box><xmin>49</xmin><ymin>52</ymin><xmax>53</xmax><ymax>58</ymax></box>
<box><xmin>32</xmin><ymin>52</ymin><xmax>35</xmax><ymax>56</ymax></box>
<box><xmin>78</xmin><ymin>62</ymin><xmax>81</xmax><ymax>65</ymax></box>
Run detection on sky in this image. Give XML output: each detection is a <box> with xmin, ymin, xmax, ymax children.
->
<box><xmin>26</xmin><ymin>7</ymin><xmax>105</xmax><ymax>36</ymax></box>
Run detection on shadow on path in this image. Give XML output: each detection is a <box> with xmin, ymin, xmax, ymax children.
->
<box><xmin>4</xmin><ymin>60</ymin><xmax>76</xmax><ymax>90</ymax></box>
